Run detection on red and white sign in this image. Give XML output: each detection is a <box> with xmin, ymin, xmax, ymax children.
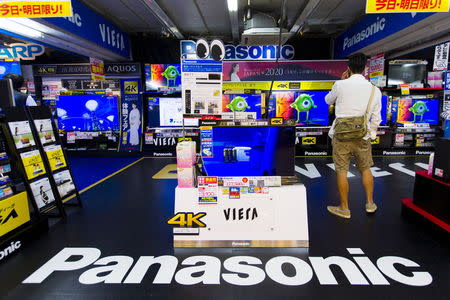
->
<box><xmin>433</xmin><ymin>42</ymin><xmax>449</xmax><ymax>71</ymax></box>
<box><xmin>198</xmin><ymin>176</ymin><xmax>218</xmax><ymax>204</ymax></box>
<box><xmin>369</xmin><ymin>53</ymin><xmax>385</xmax><ymax>78</ymax></box>
<box><xmin>90</xmin><ymin>57</ymin><xmax>105</xmax><ymax>81</ymax></box>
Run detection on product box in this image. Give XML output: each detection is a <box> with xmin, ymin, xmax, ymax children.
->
<box><xmin>176</xmin><ymin>141</ymin><xmax>196</xmax><ymax>168</ymax></box>
<box><xmin>177</xmin><ymin>167</ymin><xmax>195</xmax><ymax>188</ymax></box>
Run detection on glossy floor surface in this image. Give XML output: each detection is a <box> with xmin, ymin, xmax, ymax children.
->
<box><xmin>0</xmin><ymin>157</ymin><xmax>449</xmax><ymax>299</ymax></box>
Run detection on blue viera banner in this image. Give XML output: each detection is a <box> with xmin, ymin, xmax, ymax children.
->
<box><xmin>120</xmin><ymin>79</ymin><xmax>142</xmax><ymax>152</ymax></box>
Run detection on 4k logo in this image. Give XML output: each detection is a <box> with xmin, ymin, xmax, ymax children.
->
<box><xmin>167</xmin><ymin>212</ymin><xmax>206</xmax><ymax>228</ymax></box>
<box><xmin>124</xmin><ymin>81</ymin><xmax>138</xmax><ymax>94</ymax></box>
<box><xmin>271</xmin><ymin>118</ymin><xmax>283</xmax><ymax>125</ymax></box>
<box><xmin>302</xmin><ymin>137</ymin><xmax>316</xmax><ymax>145</ymax></box>
<box><xmin>371</xmin><ymin>137</ymin><xmax>380</xmax><ymax>144</ymax></box>
<box><xmin>0</xmin><ymin>209</ymin><xmax>18</xmax><ymax>225</ymax></box>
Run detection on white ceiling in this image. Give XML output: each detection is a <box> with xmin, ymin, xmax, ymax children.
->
<box><xmin>81</xmin><ymin>0</ymin><xmax>367</xmax><ymax>41</ymax></box>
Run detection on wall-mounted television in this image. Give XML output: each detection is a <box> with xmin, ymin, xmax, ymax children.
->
<box><xmin>147</xmin><ymin>96</ymin><xmax>183</xmax><ymax>127</ymax></box>
<box><xmin>56</xmin><ymin>94</ymin><xmax>120</xmax><ymax>131</ymax></box>
<box><xmin>202</xmin><ymin>126</ymin><xmax>295</xmax><ymax>177</ymax></box>
<box><xmin>268</xmin><ymin>91</ymin><xmax>330</xmax><ymax>126</ymax></box>
<box><xmin>388</xmin><ymin>63</ymin><xmax>427</xmax><ymax>87</ymax></box>
<box><xmin>145</xmin><ymin>64</ymin><xmax>181</xmax><ymax>92</ymax></box>
<box><xmin>222</xmin><ymin>94</ymin><xmax>264</xmax><ymax>119</ymax></box>
<box><xmin>392</xmin><ymin>98</ymin><xmax>440</xmax><ymax>125</ymax></box>
<box><xmin>0</xmin><ymin>61</ymin><xmax>21</xmax><ymax>78</ymax></box>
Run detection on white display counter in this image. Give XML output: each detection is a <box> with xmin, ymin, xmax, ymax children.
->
<box><xmin>173</xmin><ymin>184</ymin><xmax>309</xmax><ymax>248</ymax></box>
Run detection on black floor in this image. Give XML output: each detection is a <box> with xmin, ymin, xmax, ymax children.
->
<box><xmin>0</xmin><ymin>157</ymin><xmax>449</xmax><ymax>299</ymax></box>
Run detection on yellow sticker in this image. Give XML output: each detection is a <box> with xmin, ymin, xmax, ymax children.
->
<box><xmin>271</xmin><ymin>118</ymin><xmax>283</xmax><ymax>125</ymax></box>
<box><xmin>124</xmin><ymin>81</ymin><xmax>138</xmax><ymax>94</ymax></box>
<box><xmin>0</xmin><ymin>192</ymin><xmax>30</xmax><ymax>237</ymax></box>
<box><xmin>371</xmin><ymin>136</ymin><xmax>380</xmax><ymax>144</ymax></box>
<box><xmin>366</xmin><ymin>0</ymin><xmax>449</xmax><ymax>13</ymax></box>
<box><xmin>0</xmin><ymin>1</ymin><xmax>73</xmax><ymax>18</ymax></box>
<box><xmin>302</xmin><ymin>137</ymin><xmax>317</xmax><ymax>145</ymax></box>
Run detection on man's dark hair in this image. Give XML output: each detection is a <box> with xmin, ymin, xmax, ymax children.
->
<box><xmin>348</xmin><ymin>53</ymin><xmax>367</xmax><ymax>74</ymax></box>
<box><xmin>3</xmin><ymin>73</ymin><xmax>24</xmax><ymax>90</ymax></box>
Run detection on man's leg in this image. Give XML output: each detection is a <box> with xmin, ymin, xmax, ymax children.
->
<box><xmin>361</xmin><ymin>168</ymin><xmax>374</xmax><ymax>204</ymax></box>
<box><xmin>337</xmin><ymin>171</ymin><xmax>349</xmax><ymax>210</ymax></box>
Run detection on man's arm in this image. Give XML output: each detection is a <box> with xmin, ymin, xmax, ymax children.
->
<box><xmin>325</xmin><ymin>81</ymin><xmax>339</xmax><ymax>105</ymax></box>
<box><xmin>368</xmin><ymin>89</ymin><xmax>382</xmax><ymax>139</ymax></box>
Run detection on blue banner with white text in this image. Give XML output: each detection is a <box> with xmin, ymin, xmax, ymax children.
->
<box><xmin>119</xmin><ymin>79</ymin><xmax>142</xmax><ymax>152</ymax></box>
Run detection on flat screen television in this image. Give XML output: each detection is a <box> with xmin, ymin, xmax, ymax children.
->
<box><xmin>392</xmin><ymin>98</ymin><xmax>440</xmax><ymax>125</ymax></box>
<box><xmin>202</xmin><ymin>126</ymin><xmax>295</xmax><ymax>176</ymax></box>
<box><xmin>56</xmin><ymin>94</ymin><xmax>120</xmax><ymax>131</ymax></box>
<box><xmin>268</xmin><ymin>91</ymin><xmax>330</xmax><ymax>126</ymax></box>
<box><xmin>145</xmin><ymin>64</ymin><xmax>181</xmax><ymax>91</ymax></box>
<box><xmin>0</xmin><ymin>61</ymin><xmax>21</xmax><ymax>78</ymax></box>
<box><xmin>380</xmin><ymin>96</ymin><xmax>388</xmax><ymax>125</ymax></box>
<box><xmin>222</xmin><ymin>94</ymin><xmax>263</xmax><ymax>119</ymax></box>
<box><xmin>147</xmin><ymin>96</ymin><xmax>183</xmax><ymax>127</ymax></box>
<box><xmin>387</xmin><ymin>64</ymin><xmax>426</xmax><ymax>87</ymax></box>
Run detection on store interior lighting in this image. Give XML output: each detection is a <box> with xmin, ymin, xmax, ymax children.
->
<box><xmin>0</xmin><ymin>18</ymin><xmax>43</xmax><ymax>38</ymax></box>
<box><xmin>227</xmin><ymin>0</ymin><xmax>238</xmax><ymax>12</ymax></box>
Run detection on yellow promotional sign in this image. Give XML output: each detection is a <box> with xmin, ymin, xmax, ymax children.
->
<box><xmin>366</xmin><ymin>0</ymin><xmax>449</xmax><ymax>13</ymax></box>
<box><xmin>0</xmin><ymin>192</ymin><xmax>30</xmax><ymax>237</ymax></box>
<box><xmin>90</xmin><ymin>57</ymin><xmax>105</xmax><ymax>81</ymax></box>
<box><xmin>271</xmin><ymin>118</ymin><xmax>283</xmax><ymax>125</ymax></box>
<box><xmin>400</xmin><ymin>84</ymin><xmax>410</xmax><ymax>95</ymax></box>
<box><xmin>369</xmin><ymin>71</ymin><xmax>384</xmax><ymax>78</ymax></box>
<box><xmin>371</xmin><ymin>136</ymin><xmax>380</xmax><ymax>144</ymax></box>
<box><xmin>302</xmin><ymin>137</ymin><xmax>317</xmax><ymax>145</ymax></box>
<box><xmin>44</xmin><ymin>145</ymin><xmax>67</xmax><ymax>172</ymax></box>
<box><xmin>223</xmin><ymin>81</ymin><xmax>334</xmax><ymax>92</ymax></box>
<box><xmin>124</xmin><ymin>81</ymin><xmax>138</xmax><ymax>94</ymax></box>
<box><xmin>20</xmin><ymin>150</ymin><xmax>46</xmax><ymax>180</ymax></box>
<box><xmin>0</xmin><ymin>1</ymin><xmax>73</xmax><ymax>18</ymax></box>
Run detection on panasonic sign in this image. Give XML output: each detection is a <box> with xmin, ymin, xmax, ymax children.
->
<box><xmin>224</xmin><ymin>45</ymin><xmax>295</xmax><ymax>60</ymax></box>
<box><xmin>23</xmin><ymin>247</ymin><xmax>432</xmax><ymax>287</ymax></box>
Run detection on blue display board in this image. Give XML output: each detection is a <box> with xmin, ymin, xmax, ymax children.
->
<box><xmin>0</xmin><ymin>61</ymin><xmax>21</xmax><ymax>78</ymax></box>
<box><xmin>56</xmin><ymin>94</ymin><xmax>120</xmax><ymax>131</ymax></box>
<box><xmin>119</xmin><ymin>79</ymin><xmax>143</xmax><ymax>152</ymax></box>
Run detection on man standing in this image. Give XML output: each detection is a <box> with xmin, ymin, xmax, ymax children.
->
<box><xmin>325</xmin><ymin>53</ymin><xmax>382</xmax><ymax>219</ymax></box>
<box><xmin>3</xmin><ymin>73</ymin><xmax>37</xmax><ymax>106</ymax></box>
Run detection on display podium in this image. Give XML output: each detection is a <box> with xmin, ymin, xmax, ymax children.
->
<box><xmin>173</xmin><ymin>184</ymin><xmax>309</xmax><ymax>248</ymax></box>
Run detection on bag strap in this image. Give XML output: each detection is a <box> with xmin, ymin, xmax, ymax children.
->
<box><xmin>365</xmin><ymin>85</ymin><xmax>376</xmax><ymax>118</ymax></box>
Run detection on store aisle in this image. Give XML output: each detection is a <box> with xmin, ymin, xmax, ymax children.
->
<box><xmin>0</xmin><ymin>157</ymin><xmax>449</xmax><ymax>299</ymax></box>
<box><xmin>67</xmin><ymin>156</ymin><xmax>142</xmax><ymax>191</ymax></box>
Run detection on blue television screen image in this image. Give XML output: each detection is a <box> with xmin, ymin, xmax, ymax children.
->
<box><xmin>57</xmin><ymin>94</ymin><xmax>120</xmax><ymax>131</ymax></box>
<box><xmin>0</xmin><ymin>62</ymin><xmax>21</xmax><ymax>78</ymax></box>
<box><xmin>202</xmin><ymin>126</ymin><xmax>295</xmax><ymax>177</ymax></box>
<box><xmin>380</xmin><ymin>96</ymin><xmax>388</xmax><ymax>125</ymax></box>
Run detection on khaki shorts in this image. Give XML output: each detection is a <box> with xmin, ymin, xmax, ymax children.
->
<box><xmin>332</xmin><ymin>137</ymin><xmax>373</xmax><ymax>173</ymax></box>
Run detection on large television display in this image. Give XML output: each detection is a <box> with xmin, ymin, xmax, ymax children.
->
<box><xmin>202</xmin><ymin>126</ymin><xmax>295</xmax><ymax>176</ymax></box>
<box><xmin>269</xmin><ymin>91</ymin><xmax>330</xmax><ymax>125</ymax></box>
<box><xmin>147</xmin><ymin>97</ymin><xmax>183</xmax><ymax>127</ymax></box>
<box><xmin>0</xmin><ymin>61</ymin><xmax>21</xmax><ymax>78</ymax></box>
<box><xmin>222</xmin><ymin>94</ymin><xmax>263</xmax><ymax>119</ymax></box>
<box><xmin>56</xmin><ymin>94</ymin><xmax>120</xmax><ymax>131</ymax></box>
<box><xmin>145</xmin><ymin>64</ymin><xmax>181</xmax><ymax>91</ymax></box>
<box><xmin>388</xmin><ymin>64</ymin><xmax>426</xmax><ymax>87</ymax></box>
<box><xmin>393</xmin><ymin>98</ymin><xmax>440</xmax><ymax>125</ymax></box>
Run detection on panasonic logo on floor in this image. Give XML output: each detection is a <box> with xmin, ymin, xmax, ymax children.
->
<box><xmin>0</xmin><ymin>241</ymin><xmax>21</xmax><ymax>261</ymax></box>
<box><xmin>22</xmin><ymin>247</ymin><xmax>432</xmax><ymax>287</ymax></box>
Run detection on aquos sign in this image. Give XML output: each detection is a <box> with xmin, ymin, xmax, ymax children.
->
<box><xmin>181</xmin><ymin>40</ymin><xmax>294</xmax><ymax>60</ymax></box>
<box><xmin>0</xmin><ymin>43</ymin><xmax>44</xmax><ymax>60</ymax></box>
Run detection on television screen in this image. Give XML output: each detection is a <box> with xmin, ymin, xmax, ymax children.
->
<box><xmin>0</xmin><ymin>61</ymin><xmax>21</xmax><ymax>78</ymax></box>
<box><xmin>380</xmin><ymin>96</ymin><xmax>388</xmax><ymax>125</ymax></box>
<box><xmin>393</xmin><ymin>98</ymin><xmax>440</xmax><ymax>125</ymax></box>
<box><xmin>56</xmin><ymin>94</ymin><xmax>120</xmax><ymax>131</ymax></box>
<box><xmin>388</xmin><ymin>64</ymin><xmax>426</xmax><ymax>86</ymax></box>
<box><xmin>202</xmin><ymin>126</ymin><xmax>295</xmax><ymax>176</ymax></box>
<box><xmin>145</xmin><ymin>64</ymin><xmax>181</xmax><ymax>91</ymax></box>
<box><xmin>147</xmin><ymin>97</ymin><xmax>183</xmax><ymax>127</ymax></box>
<box><xmin>269</xmin><ymin>91</ymin><xmax>330</xmax><ymax>125</ymax></box>
<box><xmin>222</xmin><ymin>94</ymin><xmax>263</xmax><ymax>119</ymax></box>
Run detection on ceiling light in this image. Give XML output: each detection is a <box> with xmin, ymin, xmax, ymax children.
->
<box><xmin>0</xmin><ymin>19</ymin><xmax>43</xmax><ymax>38</ymax></box>
<box><xmin>227</xmin><ymin>0</ymin><xmax>238</xmax><ymax>12</ymax></box>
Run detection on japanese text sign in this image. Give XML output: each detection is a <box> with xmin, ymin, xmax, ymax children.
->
<box><xmin>0</xmin><ymin>0</ymin><xmax>73</xmax><ymax>18</ymax></box>
<box><xmin>89</xmin><ymin>57</ymin><xmax>105</xmax><ymax>81</ymax></box>
<box><xmin>366</xmin><ymin>0</ymin><xmax>449</xmax><ymax>13</ymax></box>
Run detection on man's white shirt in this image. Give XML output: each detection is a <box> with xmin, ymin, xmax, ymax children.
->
<box><xmin>325</xmin><ymin>74</ymin><xmax>382</xmax><ymax>140</ymax></box>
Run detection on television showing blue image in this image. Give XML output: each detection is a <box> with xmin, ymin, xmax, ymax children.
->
<box><xmin>202</xmin><ymin>126</ymin><xmax>295</xmax><ymax>176</ymax></box>
<box><xmin>380</xmin><ymin>96</ymin><xmax>388</xmax><ymax>125</ymax></box>
<box><xmin>0</xmin><ymin>62</ymin><xmax>21</xmax><ymax>78</ymax></box>
<box><xmin>222</xmin><ymin>94</ymin><xmax>263</xmax><ymax>119</ymax></box>
<box><xmin>394</xmin><ymin>98</ymin><xmax>440</xmax><ymax>125</ymax></box>
<box><xmin>56</xmin><ymin>94</ymin><xmax>120</xmax><ymax>131</ymax></box>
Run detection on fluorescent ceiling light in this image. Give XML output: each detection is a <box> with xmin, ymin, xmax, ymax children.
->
<box><xmin>0</xmin><ymin>18</ymin><xmax>43</xmax><ymax>38</ymax></box>
<box><xmin>227</xmin><ymin>0</ymin><xmax>238</xmax><ymax>12</ymax></box>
